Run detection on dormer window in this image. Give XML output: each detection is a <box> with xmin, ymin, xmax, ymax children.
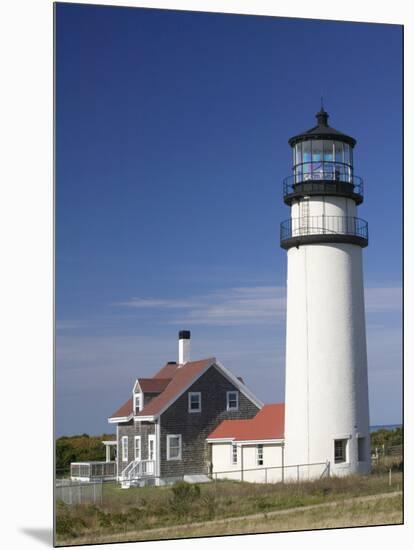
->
<box><xmin>134</xmin><ymin>393</ymin><xmax>142</xmax><ymax>414</ymax></box>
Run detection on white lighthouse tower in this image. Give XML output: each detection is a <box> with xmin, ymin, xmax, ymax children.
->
<box><xmin>281</xmin><ymin>108</ymin><xmax>371</xmax><ymax>478</ymax></box>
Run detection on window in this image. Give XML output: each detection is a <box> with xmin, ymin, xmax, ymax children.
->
<box><xmin>188</xmin><ymin>391</ymin><xmax>201</xmax><ymax>413</ymax></box>
<box><xmin>227</xmin><ymin>391</ymin><xmax>239</xmax><ymax>411</ymax></box>
<box><xmin>134</xmin><ymin>393</ymin><xmax>141</xmax><ymax>414</ymax></box>
<box><xmin>311</xmin><ymin>140</ymin><xmax>322</xmax><ymax>163</ymax></box>
<box><xmin>303</xmin><ymin>140</ymin><xmax>311</xmax><ymax>163</ymax></box>
<box><xmin>257</xmin><ymin>444</ymin><xmax>264</xmax><ymax>466</ymax></box>
<box><xmin>167</xmin><ymin>434</ymin><xmax>182</xmax><ymax>460</ymax></box>
<box><xmin>121</xmin><ymin>436</ymin><xmax>128</xmax><ymax>462</ymax></box>
<box><xmin>134</xmin><ymin>436</ymin><xmax>141</xmax><ymax>461</ymax></box>
<box><xmin>334</xmin><ymin>141</ymin><xmax>344</xmax><ymax>163</ymax></box>
<box><xmin>295</xmin><ymin>142</ymin><xmax>302</xmax><ymax>166</ymax></box>
<box><xmin>232</xmin><ymin>443</ymin><xmax>238</xmax><ymax>465</ymax></box>
<box><xmin>358</xmin><ymin>437</ymin><xmax>366</xmax><ymax>462</ymax></box>
<box><xmin>323</xmin><ymin>139</ymin><xmax>334</xmax><ymax>163</ymax></box>
<box><xmin>334</xmin><ymin>439</ymin><xmax>347</xmax><ymax>464</ymax></box>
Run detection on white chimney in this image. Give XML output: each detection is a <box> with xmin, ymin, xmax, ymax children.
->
<box><xmin>178</xmin><ymin>330</ymin><xmax>191</xmax><ymax>365</ymax></box>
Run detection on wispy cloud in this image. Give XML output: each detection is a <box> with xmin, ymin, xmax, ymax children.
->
<box><xmin>114</xmin><ymin>285</ymin><xmax>402</xmax><ymax>327</ymax></box>
<box><xmin>114</xmin><ymin>298</ymin><xmax>196</xmax><ymax>309</ymax></box>
<box><xmin>176</xmin><ymin>286</ymin><xmax>286</xmax><ymax>326</ymax></box>
<box><xmin>115</xmin><ymin>286</ymin><xmax>287</xmax><ymax>326</ymax></box>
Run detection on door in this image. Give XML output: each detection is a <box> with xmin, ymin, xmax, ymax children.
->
<box><xmin>147</xmin><ymin>434</ymin><xmax>156</xmax><ymax>474</ymax></box>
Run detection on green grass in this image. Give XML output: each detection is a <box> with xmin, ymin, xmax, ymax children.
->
<box><xmin>55</xmin><ymin>471</ymin><xmax>403</xmax><ymax>545</ymax></box>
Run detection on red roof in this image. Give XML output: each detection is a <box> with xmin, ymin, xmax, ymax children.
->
<box><xmin>207</xmin><ymin>403</ymin><xmax>285</xmax><ymax>441</ymax></box>
<box><xmin>109</xmin><ymin>358</ymin><xmax>216</xmax><ymax>420</ymax></box>
<box><xmin>137</xmin><ymin>358</ymin><xmax>215</xmax><ymax>417</ymax></box>
<box><xmin>138</xmin><ymin>378</ymin><xmax>171</xmax><ymax>393</ymax></box>
<box><xmin>110</xmin><ymin>397</ymin><xmax>133</xmax><ymax>419</ymax></box>
<box><xmin>153</xmin><ymin>362</ymin><xmax>180</xmax><ymax>379</ymax></box>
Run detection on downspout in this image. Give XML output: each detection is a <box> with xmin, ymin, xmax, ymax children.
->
<box><xmin>155</xmin><ymin>418</ymin><xmax>161</xmax><ymax>484</ymax></box>
<box><xmin>240</xmin><ymin>444</ymin><xmax>244</xmax><ymax>482</ymax></box>
<box><xmin>116</xmin><ymin>424</ymin><xmax>119</xmax><ymax>481</ymax></box>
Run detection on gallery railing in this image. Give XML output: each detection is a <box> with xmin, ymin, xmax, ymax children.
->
<box><xmin>280</xmin><ymin>216</ymin><xmax>368</xmax><ymax>243</ymax></box>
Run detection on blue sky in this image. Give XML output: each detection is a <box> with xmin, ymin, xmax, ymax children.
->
<box><xmin>55</xmin><ymin>3</ymin><xmax>402</xmax><ymax>436</ymax></box>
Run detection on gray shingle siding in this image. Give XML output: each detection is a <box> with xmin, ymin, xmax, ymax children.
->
<box><xmin>117</xmin><ymin>420</ymin><xmax>155</xmax><ymax>476</ymax></box>
<box><xmin>159</xmin><ymin>365</ymin><xmax>259</xmax><ymax>478</ymax></box>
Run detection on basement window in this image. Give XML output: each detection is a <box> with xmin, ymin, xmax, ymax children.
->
<box><xmin>334</xmin><ymin>439</ymin><xmax>347</xmax><ymax>464</ymax></box>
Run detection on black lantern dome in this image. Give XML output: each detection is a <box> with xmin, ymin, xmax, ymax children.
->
<box><xmin>283</xmin><ymin>108</ymin><xmax>363</xmax><ymax>206</ymax></box>
<box><xmin>288</xmin><ymin>107</ymin><xmax>356</xmax><ymax>147</ymax></box>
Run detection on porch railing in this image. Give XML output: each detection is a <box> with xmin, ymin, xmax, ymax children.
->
<box><xmin>120</xmin><ymin>459</ymin><xmax>155</xmax><ymax>486</ymax></box>
<box><xmin>70</xmin><ymin>461</ymin><xmax>116</xmax><ymax>481</ymax></box>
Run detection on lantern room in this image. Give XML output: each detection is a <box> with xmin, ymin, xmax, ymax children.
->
<box><xmin>283</xmin><ymin>108</ymin><xmax>363</xmax><ymax>206</ymax></box>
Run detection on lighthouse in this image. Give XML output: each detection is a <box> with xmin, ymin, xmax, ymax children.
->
<box><xmin>281</xmin><ymin>108</ymin><xmax>371</xmax><ymax>477</ymax></box>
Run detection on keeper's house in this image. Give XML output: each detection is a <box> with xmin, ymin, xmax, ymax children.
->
<box><xmin>105</xmin><ymin>331</ymin><xmax>264</xmax><ymax>487</ymax></box>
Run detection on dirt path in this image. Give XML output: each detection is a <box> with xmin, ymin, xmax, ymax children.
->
<box><xmin>61</xmin><ymin>490</ymin><xmax>402</xmax><ymax>546</ymax></box>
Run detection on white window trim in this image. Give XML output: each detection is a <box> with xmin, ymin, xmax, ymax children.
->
<box><xmin>226</xmin><ymin>390</ymin><xmax>239</xmax><ymax>411</ymax></box>
<box><xmin>134</xmin><ymin>436</ymin><xmax>141</xmax><ymax>461</ymax></box>
<box><xmin>231</xmin><ymin>443</ymin><xmax>238</xmax><ymax>465</ymax></box>
<box><xmin>167</xmin><ymin>434</ymin><xmax>182</xmax><ymax>461</ymax></box>
<box><xmin>121</xmin><ymin>436</ymin><xmax>128</xmax><ymax>462</ymax></box>
<box><xmin>188</xmin><ymin>391</ymin><xmax>201</xmax><ymax>413</ymax></box>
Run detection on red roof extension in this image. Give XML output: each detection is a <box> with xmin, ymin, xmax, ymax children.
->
<box><xmin>207</xmin><ymin>403</ymin><xmax>285</xmax><ymax>441</ymax></box>
<box><xmin>109</xmin><ymin>358</ymin><xmax>216</xmax><ymax>419</ymax></box>
<box><xmin>110</xmin><ymin>397</ymin><xmax>133</xmax><ymax>419</ymax></box>
<box><xmin>138</xmin><ymin>378</ymin><xmax>171</xmax><ymax>393</ymax></box>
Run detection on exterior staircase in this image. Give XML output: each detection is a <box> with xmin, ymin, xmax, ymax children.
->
<box><xmin>120</xmin><ymin>459</ymin><xmax>155</xmax><ymax>489</ymax></box>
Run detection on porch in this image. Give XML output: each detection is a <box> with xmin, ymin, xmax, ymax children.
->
<box><xmin>70</xmin><ymin>439</ymin><xmax>117</xmax><ymax>482</ymax></box>
<box><xmin>70</xmin><ymin>461</ymin><xmax>117</xmax><ymax>482</ymax></box>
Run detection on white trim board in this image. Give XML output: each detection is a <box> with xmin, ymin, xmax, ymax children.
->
<box><xmin>206</xmin><ymin>438</ymin><xmax>285</xmax><ymax>445</ymax></box>
<box><xmin>108</xmin><ymin>415</ymin><xmax>133</xmax><ymax>424</ymax></box>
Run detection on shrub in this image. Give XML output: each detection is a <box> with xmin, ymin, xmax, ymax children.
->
<box><xmin>169</xmin><ymin>481</ymin><xmax>201</xmax><ymax>517</ymax></box>
<box><xmin>201</xmin><ymin>493</ymin><xmax>216</xmax><ymax>519</ymax></box>
<box><xmin>56</xmin><ymin>515</ymin><xmax>86</xmax><ymax>538</ymax></box>
<box><xmin>96</xmin><ymin>510</ymin><xmax>112</xmax><ymax>529</ymax></box>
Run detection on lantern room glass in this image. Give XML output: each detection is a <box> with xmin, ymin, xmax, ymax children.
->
<box><xmin>293</xmin><ymin>140</ymin><xmax>353</xmax><ymax>183</ymax></box>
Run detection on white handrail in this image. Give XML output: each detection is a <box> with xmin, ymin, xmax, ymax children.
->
<box><xmin>120</xmin><ymin>459</ymin><xmax>155</xmax><ymax>482</ymax></box>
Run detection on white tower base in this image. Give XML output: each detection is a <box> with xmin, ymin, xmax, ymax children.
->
<box><xmin>284</xmin><ymin>242</ymin><xmax>370</xmax><ymax>479</ymax></box>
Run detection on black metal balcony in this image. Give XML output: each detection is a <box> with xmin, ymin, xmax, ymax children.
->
<box><xmin>283</xmin><ymin>170</ymin><xmax>364</xmax><ymax>205</ymax></box>
<box><xmin>280</xmin><ymin>216</ymin><xmax>368</xmax><ymax>249</ymax></box>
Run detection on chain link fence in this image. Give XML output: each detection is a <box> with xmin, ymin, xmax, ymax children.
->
<box><xmin>55</xmin><ymin>479</ymin><xmax>103</xmax><ymax>505</ymax></box>
<box><xmin>212</xmin><ymin>461</ymin><xmax>329</xmax><ymax>483</ymax></box>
